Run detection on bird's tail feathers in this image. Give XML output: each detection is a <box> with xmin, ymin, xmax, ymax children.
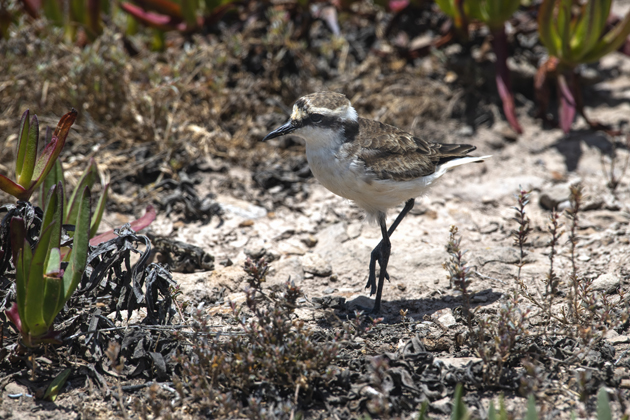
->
<box><xmin>440</xmin><ymin>155</ymin><xmax>491</xmax><ymax>171</ymax></box>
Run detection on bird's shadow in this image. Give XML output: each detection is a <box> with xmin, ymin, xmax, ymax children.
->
<box><xmin>317</xmin><ymin>288</ymin><xmax>502</xmax><ymax>326</ymax></box>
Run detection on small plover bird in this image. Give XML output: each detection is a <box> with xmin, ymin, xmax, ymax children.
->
<box><xmin>263</xmin><ymin>92</ymin><xmax>490</xmax><ymax>313</ymax></box>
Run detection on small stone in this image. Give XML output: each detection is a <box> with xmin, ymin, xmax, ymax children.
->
<box><xmin>437</xmin><ymin>311</ymin><xmax>457</xmax><ymax>328</ymax></box>
<box><xmin>329</xmin><ymin>274</ymin><xmax>338</xmax><ymax>282</ymax></box>
<box><xmin>476</xmin><ymin>247</ymin><xmax>520</xmax><ymax>265</ymax></box>
<box><xmin>444</xmin><ymin>71</ymin><xmax>458</xmax><ymax>84</ymax></box>
<box><xmin>300</xmin><ymin>253</ymin><xmax>333</xmax><ymax>277</ymax></box>
<box><xmin>300</xmin><ymin>235</ymin><xmax>318</xmax><ymax>248</ymax></box>
<box><xmin>267</xmin><ymin>256</ymin><xmax>304</xmax><ymax>286</ymax></box>
<box><xmin>431</xmin><ymin>397</ymin><xmax>451</xmax><ymax>414</ymax></box>
<box><xmin>219</xmin><ymin>258</ymin><xmax>233</xmax><ymax>267</ymax></box>
<box><xmin>621</xmin><ymin>379</ymin><xmax>630</xmax><ymax>389</ymax></box>
<box><xmin>577</xmin><ymin>255</ymin><xmax>591</xmax><ymax>262</ymax></box>
<box><xmin>606</xmin><ymin>330</ymin><xmax>619</xmax><ymax>339</ymax></box>
<box><xmin>415</xmin><ymin>321</ymin><xmax>433</xmax><ymax>331</ymax></box>
<box><xmin>244</xmin><ymin>246</ymin><xmax>266</xmax><ymax>259</ymax></box>
<box><xmin>608</xmin><ymin>335</ymin><xmax>630</xmax><ymax>345</ymax></box>
<box><xmin>485</xmin><ymin>138</ymin><xmax>505</xmax><ymax>150</ymax></box>
<box><xmin>323</xmin><ymin>287</ymin><xmax>337</xmax><ymax>295</ymax></box>
<box><xmin>265</xmin><ymin>249</ymin><xmax>280</xmax><ymax>262</ymax></box>
<box><xmin>539</xmin><ymin>183</ymin><xmax>572</xmax><ymax>210</ymax></box>
<box><xmin>592</xmin><ymin>273</ymin><xmax>620</xmax><ymax>293</ymax></box>
<box><xmin>582</xmin><ymin>199</ymin><xmax>604</xmax><ymax>211</ymax></box>
<box><xmin>495</xmin><ymin>122</ymin><xmax>518</xmax><ymax>142</ymax></box>
<box><xmin>557</xmin><ymin>200</ymin><xmax>572</xmax><ymax>211</ymax></box>
<box><xmin>5</xmin><ymin>382</ymin><xmax>26</xmax><ymax>395</ymax></box>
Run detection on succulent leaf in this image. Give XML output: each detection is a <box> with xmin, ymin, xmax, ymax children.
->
<box><xmin>39</xmin><ymin>160</ymin><xmax>65</xmax><ymax>212</ymax></box>
<box><xmin>90</xmin><ymin>183</ymin><xmax>109</xmax><ymax>238</ymax></box>
<box><xmin>42</xmin><ymin>0</ymin><xmax>63</xmax><ymax>25</ymax></box>
<box><xmin>24</xmin><ymin>223</ymin><xmax>55</xmax><ymax>337</ymax></box>
<box><xmin>0</xmin><ymin>174</ymin><xmax>27</xmax><ymax>199</ymax></box>
<box><xmin>15</xmin><ymin>110</ymin><xmax>30</xmax><ymax>180</ymax></box>
<box><xmin>16</xmin><ymin>111</ymin><xmax>39</xmax><ymax>188</ymax></box>
<box><xmin>581</xmin><ymin>11</ymin><xmax>630</xmax><ymax>63</ymax></box>
<box><xmin>43</xmin><ymin>368</ymin><xmax>72</xmax><ymax>402</ymax></box>
<box><xmin>89</xmin><ymin>204</ymin><xmax>156</xmax><ymax>245</ymax></box>
<box><xmin>65</xmin><ymin>159</ymin><xmax>98</xmax><ymax>226</ymax></box>
<box><xmin>59</xmin><ymin>187</ymin><xmax>91</xmax><ymax>313</ymax></box>
<box><xmin>42</xmin><ymin>183</ymin><xmax>63</xmax><ymax>273</ymax></box>
<box><xmin>44</xmin><ymin>368</ymin><xmax>72</xmax><ymax>402</ymax></box>
<box><xmin>525</xmin><ymin>395</ymin><xmax>538</xmax><ymax>420</ymax></box>
<box><xmin>30</xmin><ymin>109</ymin><xmax>77</xmax><ymax>193</ymax></box>
<box><xmin>181</xmin><ymin>0</ymin><xmax>198</xmax><ymax>28</ymax></box>
<box><xmin>538</xmin><ymin>0</ymin><xmax>558</xmax><ymax>57</ymax></box>
<box><xmin>43</xmin><ymin>275</ymin><xmax>63</xmax><ymax>328</ymax></box>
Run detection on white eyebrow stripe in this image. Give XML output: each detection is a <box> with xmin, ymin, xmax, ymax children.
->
<box><xmin>306</xmin><ymin>105</ymin><xmax>358</xmax><ymax>122</ymax></box>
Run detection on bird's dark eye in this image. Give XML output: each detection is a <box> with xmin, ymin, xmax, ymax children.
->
<box><xmin>311</xmin><ymin>113</ymin><xmax>323</xmax><ymax>123</ymax></box>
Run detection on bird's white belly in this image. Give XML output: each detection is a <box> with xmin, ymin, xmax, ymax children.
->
<box><xmin>306</xmin><ymin>146</ymin><xmax>441</xmax><ymax>217</ymax></box>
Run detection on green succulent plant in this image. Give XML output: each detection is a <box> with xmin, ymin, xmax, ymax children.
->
<box><xmin>6</xmin><ymin>182</ymin><xmax>91</xmax><ymax>347</ymax></box>
<box><xmin>0</xmin><ymin>110</ymin><xmax>77</xmax><ymax>201</ymax></box>
<box><xmin>39</xmin><ymin>159</ymin><xmax>109</xmax><ymax>239</ymax></box>
<box><xmin>435</xmin><ymin>0</ymin><xmax>523</xmax><ymax>134</ymax></box>
<box><xmin>538</xmin><ymin>0</ymin><xmax>630</xmax><ymax>68</ymax></box>
<box><xmin>536</xmin><ymin>0</ymin><xmax>630</xmax><ymax>133</ymax></box>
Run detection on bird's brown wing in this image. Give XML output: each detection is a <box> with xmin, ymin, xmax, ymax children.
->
<box><xmin>347</xmin><ymin>118</ymin><xmax>476</xmax><ymax>182</ymax></box>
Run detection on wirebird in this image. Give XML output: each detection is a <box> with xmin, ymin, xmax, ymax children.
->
<box><xmin>263</xmin><ymin>92</ymin><xmax>490</xmax><ymax>313</ymax></box>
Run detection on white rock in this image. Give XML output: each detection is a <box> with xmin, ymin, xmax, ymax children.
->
<box><xmin>300</xmin><ymin>253</ymin><xmax>333</xmax><ymax>277</ymax></box>
<box><xmin>592</xmin><ymin>273</ymin><xmax>620</xmax><ymax>293</ymax></box>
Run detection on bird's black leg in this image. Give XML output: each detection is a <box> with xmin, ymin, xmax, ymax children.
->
<box><xmin>366</xmin><ymin>198</ymin><xmax>415</xmax><ymax>313</ymax></box>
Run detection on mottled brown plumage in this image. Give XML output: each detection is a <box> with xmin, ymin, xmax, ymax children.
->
<box><xmin>347</xmin><ymin>118</ymin><xmax>477</xmax><ymax>182</ymax></box>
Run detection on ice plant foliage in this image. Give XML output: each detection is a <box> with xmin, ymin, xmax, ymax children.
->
<box><xmin>0</xmin><ymin>109</ymin><xmax>77</xmax><ymax>201</ymax></box>
<box><xmin>36</xmin><ymin>158</ymin><xmax>154</xmax><ymax>246</ymax></box>
<box><xmin>436</xmin><ymin>0</ymin><xmax>523</xmax><ymax>133</ymax></box>
<box><xmin>6</xmin><ymin>183</ymin><xmax>91</xmax><ymax>347</ymax></box>
<box><xmin>39</xmin><ymin>159</ymin><xmax>110</xmax><ymax>239</ymax></box>
<box><xmin>14</xmin><ymin>0</ymin><xmax>104</xmax><ymax>42</ymax></box>
<box><xmin>537</xmin><ymin>0</ymin><xmax>630</xmax><ymax>132</ymax></box>
<box><xmin>120</xmin><ymin>0</ymin><xmax>236</xmax><ymax>36</ymax></box>
<box><xmin>435</xmin><ymin>0</ymin><xmax>468</xmax><ymax>39</ymax></box>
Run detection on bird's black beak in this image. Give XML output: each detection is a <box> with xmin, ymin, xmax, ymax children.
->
<box><xmin>262</xmin><ymin>120</ymin><xmax>296</xmax><ymax>142</ymax></box>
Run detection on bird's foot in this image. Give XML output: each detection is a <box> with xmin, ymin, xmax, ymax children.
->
<box><xmin>366</xmin><ymin>268</ymin><xmax>390</xmax><ymax>295</ymax></box>
<box><xmin>365</xmin><ymin>242</ymin><xmax>390</xmax><ymax>295</ymax></box>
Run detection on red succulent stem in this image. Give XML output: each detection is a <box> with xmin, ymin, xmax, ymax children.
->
<box><xmin>557</xmin><ymin>71</ymin><xmax>576</xmax><ymax>134</ymax></box>
<box><xmin>534</xmin><ymin>56</ymin><xmax>558</xmax><ymax>123</ymax></box>
<box><xmin>491</xmin><ymin>25</ymin><xmax>523</xmax><ymax>134</ymax></box>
